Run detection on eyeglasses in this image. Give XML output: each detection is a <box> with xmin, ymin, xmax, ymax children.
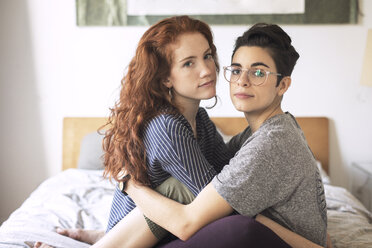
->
<box><xmin>223</xmin><ymin>66</ymin><xmax>282</xmax><ymax>86</ymax></box>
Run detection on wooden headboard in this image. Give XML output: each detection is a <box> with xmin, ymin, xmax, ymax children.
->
<box><xmin>62</xmin><ymin>116</ymin><xmax>329</xmax><ymax>174</ymax></box>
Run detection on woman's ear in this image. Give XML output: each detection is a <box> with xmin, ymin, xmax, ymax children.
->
<box><xmin>278</xmin><ymin>77</ymin><xmax>291</xmax><ymax>96</ymax></box>
<box><xmin>163</xmin><ymin>79</ymin><xmax>172</xmax><ymax>88</ymax></box>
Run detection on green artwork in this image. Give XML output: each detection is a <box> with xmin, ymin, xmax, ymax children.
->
<box><xmin>76</xmin><ymin>0</ymin><xmax>359</xmax><ymax>26</ymax></box>
<box><xmin>76</xmin><ymin>0</ymin><xmax>128</xmax><ymax>26</ymax></box>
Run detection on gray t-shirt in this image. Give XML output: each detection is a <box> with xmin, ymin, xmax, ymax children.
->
<box><xmin>212</xmin><ymin>113</ymin><xmax>327</xmax><ymax>246</ymax></box>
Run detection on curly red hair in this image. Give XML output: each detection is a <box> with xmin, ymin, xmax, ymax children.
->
<box><xmin>102</xmin><ymin>16</ymin><xmax>219</xmax><ymax>185</ymax></box>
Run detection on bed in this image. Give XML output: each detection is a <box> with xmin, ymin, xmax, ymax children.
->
<box><xmin>0</xmin><ymin>116</ymin><xmax>371</xmax><ymax>248</ymax></box>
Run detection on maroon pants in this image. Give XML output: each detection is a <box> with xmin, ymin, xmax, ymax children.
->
<box><xmin>156</xmin><ymin>215</ymin><xmax>291</xmax><ymax>248</ymax></box>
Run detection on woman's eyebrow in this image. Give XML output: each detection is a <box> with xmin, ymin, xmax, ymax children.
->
<box><xmin>251</xmin><ymin>62</ymin><xmax>270</xmax><ymax>68</ymax></box>
<box><xmin>179</xmin><ymin>48</ymin><xmax>211</xmax><ymax>63</ymax></box>
<box><xmin>231</xmin><ymin>62</ymin><xmax>270</xmax><ymax>68</ymax></box>
<box><xmin>203</xmin><ymin>48</ymin><xmax>211</xmax><ymax>54</ymax></box>
<box><xmin>231</xmin><ymin>63</ymin><xmax>242</xmax><ymax>67</ymax></box>
<box><xmin>179</xmin><ymin>55</ymin><xmax>195</xmax><ymax>63</ymax></box>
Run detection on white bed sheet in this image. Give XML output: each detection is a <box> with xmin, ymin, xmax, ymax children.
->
<box><xmin>1</xmin><ymin>169</ymin><xmax>372</xmax><ymax>248</ymax></box>
<box><xmin>325</xmin><ymin>184</ymin><xmax>372</xmax><ymax>248</ymax></box>
<box><xmin>0</xmin><ymin>169</ymin><xmax>114</xmax><ymax>248</ymax></box>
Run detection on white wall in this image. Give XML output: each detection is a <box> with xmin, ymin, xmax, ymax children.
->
<box><xmin>1</xmin><ymin>0</ymin><xmax>372</xmax><ymax>223</ymax></box>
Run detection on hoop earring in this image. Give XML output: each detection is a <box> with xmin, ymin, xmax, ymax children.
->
<box><xmin>168</xmin><ymin>88</ymin><xmax>172</xmax><ymax>99</ymax></box>
<box><xmin>206</xmin><ymin>95</ymin><xmax>218</xmax><ymax>109</ymax></box>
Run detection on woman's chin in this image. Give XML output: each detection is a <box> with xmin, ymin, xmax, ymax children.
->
<box><xmin>201</xmin><ymin>92</ymin><xmax>216</xmax><ymax>100</ymax></box>
<box><xmin>232</xmin><ymin>103</ymin><xmax>248</xmax><ymax>113</ymax></box>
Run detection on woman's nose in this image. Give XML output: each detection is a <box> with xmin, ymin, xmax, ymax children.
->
<box><xmin>236</xmin><ymin>72</ymin><xmax>250</xmax><ymax>87</ymax></box>
<box><xmin>200</xmin><ymin>61</ymin><xmax>214</xmax><ymax>78</ymax></box>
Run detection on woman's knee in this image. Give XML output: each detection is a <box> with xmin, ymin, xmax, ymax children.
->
<box><xmin>155</xmin><ymin>177</ymin><xmax>195</xmax><ymax>204</ymax></box>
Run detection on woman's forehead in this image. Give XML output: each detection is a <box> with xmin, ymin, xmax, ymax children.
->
<box><xmin>171</xmin><ymin>33</ymin><xmax>209</xmax><ymax>59</ymax></box>
<box><xmin>232</xmin><ymin>46</ymin><xmax>275</xmax><ymax>68</ymax></box>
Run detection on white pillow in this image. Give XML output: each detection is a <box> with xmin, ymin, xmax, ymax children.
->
<box><xmin>78</xmin><ymin>131</ymin><xmax>105</xmax><ymax>170</ymax></box>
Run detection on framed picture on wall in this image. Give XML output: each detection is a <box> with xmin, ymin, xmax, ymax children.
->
<box><xmin>76</xmin><ymin>0</ymin><xmax>359</xmax><ymax>26</ymax></box>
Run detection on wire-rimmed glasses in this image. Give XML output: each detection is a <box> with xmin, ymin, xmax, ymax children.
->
<box><xmin>223</xmin><ymin>66</ymin><xmax>282</xmax><ymax>86</ymax></box>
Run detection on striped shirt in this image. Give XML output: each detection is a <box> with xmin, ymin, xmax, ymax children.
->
<box><xmin>106</xmin><ymin>107</ymin><xmax>235</xmax><ymax>231</ymax></box>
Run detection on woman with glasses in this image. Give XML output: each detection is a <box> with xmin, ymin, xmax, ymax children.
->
<box><xmin>34</xmin><ymin>20</ymin><xmax>330</xmax><ymax>248</ymax></box>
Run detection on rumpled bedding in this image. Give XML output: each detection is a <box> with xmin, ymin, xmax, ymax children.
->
<box><xmin>325</xmin><ymin>184</ymin><xmax>372</xmax><ymax>248</ymax></box>
<box><xmin>0</xmin><ymin>169</ymin><xmax>371</xmax><ymax>248</ymax></box>
<box><xmin>0</xmin><ymin>169</ymin><xmax>114</xmax><ymax>248</ymax></box>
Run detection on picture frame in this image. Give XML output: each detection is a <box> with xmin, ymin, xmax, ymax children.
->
<box><xmin>76</xmin><ymin>0</ymin><xmax>359</xmax><ymax>26</ymax></box>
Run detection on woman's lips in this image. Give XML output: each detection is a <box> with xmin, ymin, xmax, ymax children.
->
<box><xmin>199</xmin><ymin>80</ymin><xmax>214</xmax><ymax>87</ymax></box>
<box><xmin>234</xmin><ymin>93</ymin><xmax>254</xmax><ymax>99</ymax></box>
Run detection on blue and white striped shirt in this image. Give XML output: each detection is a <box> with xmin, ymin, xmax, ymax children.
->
<box><xmin>106</xmin><ymin>107</ymin><xmax>235</xmax><ymax>231</ymax></box>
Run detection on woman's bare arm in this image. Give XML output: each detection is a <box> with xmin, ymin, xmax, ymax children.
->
<box><xmin>256</xmin><ymin>215</ymin><xmax>330</xmax><ymax>248</ymax></box>
<box><xmin>126</xmin><ymin>181</ymin><xmax>330</xmax><ymax>248</ymax></box>
<box><xmin>126</xmin><ymin>181</ymin><xmax>233</xmax><ymax>241</ymax></box>
<box><xmin>91</xmin><ymin>207</ymin><xmax>158</xmax><ymax>248</ymax></box>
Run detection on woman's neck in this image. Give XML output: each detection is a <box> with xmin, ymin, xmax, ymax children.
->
<box><xmin>176</xmin><ymin>98</ymin><xmax>200</xmax><ymax>137</ymax></box>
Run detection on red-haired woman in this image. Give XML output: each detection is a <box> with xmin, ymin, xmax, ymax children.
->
<box><xmin>40</xmin><ymin>15</ymin><xmax>234</xmax><ymax>248</ymax></box>
<box><xmin>100</xmin><ymin>15</ymin><xmax>236</xmax><ymax>246</ymax></box>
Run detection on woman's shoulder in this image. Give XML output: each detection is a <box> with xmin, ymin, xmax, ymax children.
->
<box><xmin>246</xmin><ymin>113</ymin><xmax>303</xmax><ymax>152</ymax></box>
<box><xmin>256</xmin><ymin>113</ymin><xmax>314</xmax><ymax>159</ymax></box>
<box><xmin>196</xmin><ymin>107</ymin><xmax>216</xmax><ymax>127</ymax></box>
<box><xmin>145</xmin><ymin>111</ymin><xmax>188</xmax><ymax>133</ymax></box>
<box><xmin>260</xmin><ymin>112</ymin><xmax>300</xmax><ymax>136</ymax></box>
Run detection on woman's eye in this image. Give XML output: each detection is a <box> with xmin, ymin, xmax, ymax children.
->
<box><xmin>253</xmin><ymin>69</ymin><xmax>265</xmax><ymax>77</ymax></box>
<box><xmin>232</xmin><ymin>69</ymin><xmax>241</xmax><ymax>75</ymax></box>
<box><xmin>204</xmin><ymin>53</ymin><xmax>213</xmax><ymax>60</ymax></box>
<box><xmin>183</xmin><ymin>61</ymin><xmax>193</xmax><ymax>67</ymax></box>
